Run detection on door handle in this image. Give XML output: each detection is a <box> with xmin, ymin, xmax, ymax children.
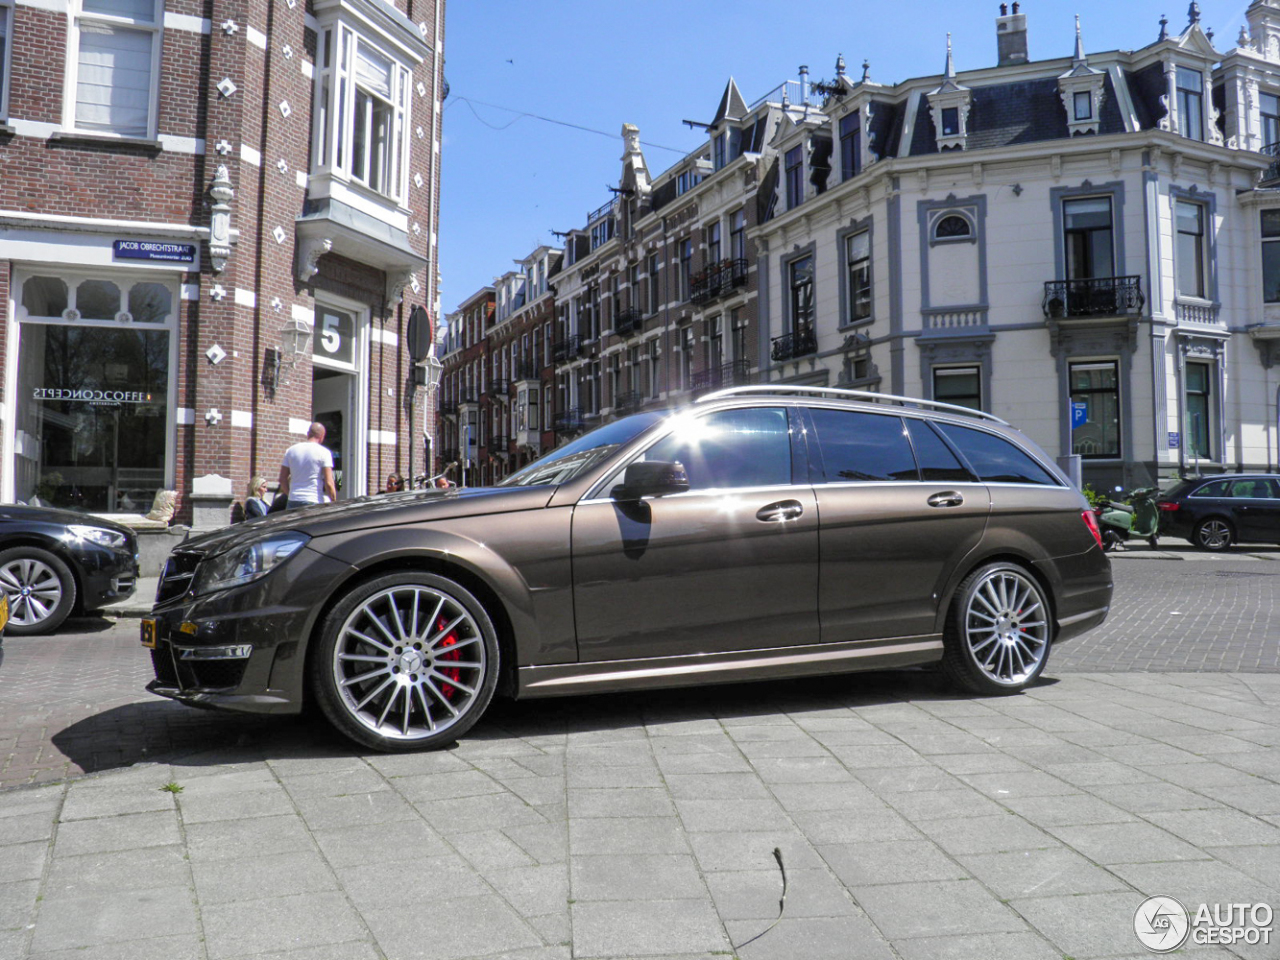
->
<box><xmin>927</xmin><ymin>491</ymin><xmax>965</xmax><ymax>508</ymax></box>
<box><xmin>757</xmin><ymin>500</ymin><xmax>804</xmax><ymax>522</ymax></box>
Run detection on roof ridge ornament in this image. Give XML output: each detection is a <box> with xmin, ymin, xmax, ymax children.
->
<box><xmin>945</xmin><ymin>32</ymin><xmax>956</xmax><ymax>79</ymax></box>
<box><xmin>1074</xmin><ymin>14</ymin><xmax>1087</xmax><ymax>63</ymax></box>
<box><xmin>1159</xmin><ymin>13</ymin><xmax>1169</xmax><ymax>42</ymax></box>
<box><xmin>1188</xmin><ymin>1</ymin><xmax>1201</xmax><ymax>26</ymax></box>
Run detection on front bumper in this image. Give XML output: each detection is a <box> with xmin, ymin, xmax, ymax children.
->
<box><xmin>144</xmin><ymin>547</ymin><xmax>353</xmax><ymax>715</ymax></box>
<box><xmin>74</xmin><ymin>541</ymin><xmax>139</xmax><ymax>611</ymax></box>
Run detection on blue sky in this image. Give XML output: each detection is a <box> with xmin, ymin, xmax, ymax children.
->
<box><xmin>438</xmin><ymin>0</ymin><xmax>1254</xmax><ymax>314</ymax></box>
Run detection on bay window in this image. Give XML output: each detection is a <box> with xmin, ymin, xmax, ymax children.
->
<box><xmin>313</xmin><ymin>25</ymin><xmax>412</xmax><ymax>203</ymax></box>
<box><xmin>68</xmin><ymin>0</ymin><xmax>163</xmax><ymax>138</ymax></box>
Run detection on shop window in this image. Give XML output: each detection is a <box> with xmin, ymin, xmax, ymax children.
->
<box><xmin>1262</xmin><ymin>210</ymin><xmax>1280</xmax><ymax>303</ymax></box>
<box><xmin>1069</xmin><ymin>361</ymin><xmax>1121</xmax><ymax>459</ymax></box>
<box><xmin>76</xmin><ymin>280</ymin><xmax>122</xmax><ymax>321</ymax></box>
<box><xmin>14</xmin><ymin>272</ymin><xmax>175</xmax><ymax>512</ymax></box>
<box><xmin>69</xmin><ymin>0</ymin><xmax>163</xmax><ymax>138</ymax></box>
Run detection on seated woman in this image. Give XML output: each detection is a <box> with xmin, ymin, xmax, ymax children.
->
<box><xmin>243</xmin><ymin>476</ymin><xmax>269</xmax><ymax>519</ymax></box>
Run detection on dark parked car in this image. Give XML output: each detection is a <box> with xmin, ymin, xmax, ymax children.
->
<box><xmin>144</xmin><ymin>387</ymin><xmax>1112</xmax><ymax>752</ymax></box>
<box><xmin>1156</xmin><ymin>474</ymin><xmax>1280</xmax><ymax>551</ymax></box>
<box><xmin>0</xmin><ymin>504</ymin><xmax>138</xmax><ymax>634</ymax></box>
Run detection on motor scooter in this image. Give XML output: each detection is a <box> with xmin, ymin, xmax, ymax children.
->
<box><xmin>1095</xmin><ymin>487</ymin><xmax>1160</xmax><ymax>551</ymax></box>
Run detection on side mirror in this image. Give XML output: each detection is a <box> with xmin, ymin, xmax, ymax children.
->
<box><xmin>614</xmin><ymin>460</ymin><xmax>689</xmax><ymax>500</ymax></box>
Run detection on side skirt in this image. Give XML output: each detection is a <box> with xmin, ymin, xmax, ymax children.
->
<box><xmin>516</xmin><ymin>636</ymin><xmax>943</xmax><ymax>699</ymax></box>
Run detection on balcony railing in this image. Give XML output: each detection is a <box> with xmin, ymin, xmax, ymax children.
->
<box><xmin>457</xmin><ymin>389</ymin><xmax>478</xmax><ymax>404</ymax></box>
<box><xmin>771</xmin><ymin>328</ymin><xmax>817</xmax><ymax>362</ymax></box>
<box><xmin>554</xmin><ymin>408</ymin><xmax>585</xmax><ymax>433</ymax></box>
<box><xmin>487</xmin><ymin>435</ymin><xmax>509</xmax><ymax>453</ymax></box>
<box><xmin>513</xmin><ymin>360</ymin><xmax>540</xmax><ymax>381</ymax></box>
<box><xmin>613</xmin><ymin>390</ymin><xmax>642</xmax><ymax>413</ymax></box>
<box><xmin>614</xmin><ymin>307</ymin><xmax>644</xmax><ymax>338</ymax></box>
<box><xmin>1042</xmin><ymin>276</ymin><xmax>1144</xmax><ymax>319</ymax></box>
<box><xmin>438</xmin><ymin>400</ymin><xmax>458</xmax><ymax>417</ymax></box>
<box><xmin>488</xmin><ymin>377</ymin><xmax>510</xmax><ymax>396</ymax></box>
<box><xmin>1262</xmin><ymin>142</ymin><xmax>1280</xmax><ymax>183</ymax></box>
<box><xmin>691</xmin><ymin>258</ymin><xmax>749</xmax><ymax>305</ymax></box>
<box><xmin>552</xmin><ymin>335</ymin><xmax>582</xmax><ymax>362</ymax></box>
<box><xmin>691</xmin><ymin>360</ymin><xmax>753</xmax><ymax>396</ymax></box>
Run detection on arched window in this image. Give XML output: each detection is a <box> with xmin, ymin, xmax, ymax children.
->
<box><xmin>934</xmin><ymin>214</ymin><xmax>972</xmax><ymax>240</ymax></box>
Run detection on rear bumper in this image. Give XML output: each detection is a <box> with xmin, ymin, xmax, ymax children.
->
<box><xmin>1034</xmin><ymin>546</ymin><xmax>1112</xmax><ymax>646</ymax></box>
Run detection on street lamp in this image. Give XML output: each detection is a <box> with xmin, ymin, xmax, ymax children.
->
<box><xmin>264</xmin><ymin>316</ymin><xmax>313</xmax><ymax>391</ymax></box>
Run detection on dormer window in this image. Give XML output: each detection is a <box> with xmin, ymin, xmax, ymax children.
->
<box><xmin>927</xmin><ymin>34</ymin><xmax>972</xmax><ymax>151</ymax></box>
<box><xmin>1058</xmin><ymin>17</ymin><xmax>1104</xmax><ymax>136</ymax></box>
<box><xmin>676</xmin><ymin>170</ymin><xmax>702</xmax><ymax>195</ymax></box>
<box><xmin>941</xmin><ymin>108</ymin><xmax>960</xmax><ymax>137</ymax></box>
<box><xmin>1074</xmin><ymin>91</ymin><xmax>1092</xmax><ymax>121</ymax></box>
<box><xmin>1177</xmin><ymin>66</ymin><xmax>1204</xmax><ymax>141</ymax></box>
<box><xmin>840</xmin><ymin>111</ymin><xmax>861</xmax><ymax>179</ymax></box>
<box><xmin>713</xmin><ymin>131</ymin><xmax>727</xmax><ymax>170</ymax></box>
<box><xmin>1262</xmin><ymin>92</ymin><xmax>1280</xmax><ymax>149</ymax></box>
<box><xmin>785</xmin><ymin>146</ymin><xmax>803</xmax><ymax>209</ymax></box>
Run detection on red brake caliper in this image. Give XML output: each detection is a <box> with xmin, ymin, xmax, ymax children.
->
<box><xmin>434</xmin><ymin>615</ymin><xmax>462</xmax><ymax>700</ymax></box>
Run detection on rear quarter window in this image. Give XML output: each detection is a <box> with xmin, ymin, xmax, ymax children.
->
<box><xmin>934</xmin><ymin>423</ymin><xmax>1060</xmax><ymax>486</ymax></box>
<box><xmin>1190</xmin><ymin>479</ymin><xmax>1231</xmax><ymax>498</ymax></box>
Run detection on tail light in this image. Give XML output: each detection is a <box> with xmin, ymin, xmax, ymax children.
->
<box><xmin>1082</xmin><ymin>510</ymin><xmax>1104</xmax><ymax>551</ymax></box>
<box><xmin>1157</xmin><ymin>501</ymin><xmax>1179</xmax><ymax>512</ymax></box>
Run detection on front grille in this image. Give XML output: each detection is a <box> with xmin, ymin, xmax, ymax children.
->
<box><xmin>156</xmin><ymin>551</ymin><xmax>201</xmax><ymax>605</ymax></box>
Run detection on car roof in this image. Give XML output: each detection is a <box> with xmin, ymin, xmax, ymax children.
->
<box><xmin>693</xmin><ymin>385</ymin><xmax>1012</xmax><ymax>431</ymax></box>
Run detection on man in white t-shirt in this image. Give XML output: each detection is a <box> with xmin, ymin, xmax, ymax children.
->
<box><xmin>277</xmin><ymin>422</ymin><xmax>338</xmax><ymax>507</ymax></box>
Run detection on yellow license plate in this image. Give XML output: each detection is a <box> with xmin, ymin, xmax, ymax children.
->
<box><xmin>140</xmin><ymin>618</ymin><xmax>157</xmax><ymax>648</ymax></box>
<box><xmin>0</xmin><ymin>595</ymin><xmax>8</xmax><ymax>633</ymax></box>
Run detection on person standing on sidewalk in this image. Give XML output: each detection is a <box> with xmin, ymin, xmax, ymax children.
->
<box><xmin>277</xmin><ymin>422</ymin><xmax>338</xmax><ymax>508</ymax></box>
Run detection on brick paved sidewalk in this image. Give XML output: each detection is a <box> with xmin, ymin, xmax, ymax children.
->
<box><xmin>2</xmin><ymin>671</ymin><xmax>1279</xmax><ymax>959</ymax></box>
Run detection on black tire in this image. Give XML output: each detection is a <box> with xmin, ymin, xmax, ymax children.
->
<box><xmin>1147</xmin><ymin>536</ymin><xmax>1159</xmax><ymax>549</ymax></box>
<box><xmin>0</xmin><ymin>546</ymin><xmax>77</xmax><ymax>636</ymax></box>
<box><xmin>941</xmin><ymin>561</ymin><xmax>1052</xmax><ymax>696</ymax></box>
<box><xmin>1194</xmin><ymin>517</ymin><xmax>1233</xmax><ymax>552</ymax></box>
<box><xmin>309</xmin><ymin>571</ymin><xmax>500</xmax><ymax>752</ymax></box>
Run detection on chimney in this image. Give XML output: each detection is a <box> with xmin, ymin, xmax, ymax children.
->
<box><xmin>996</xmin><ymin>2</ymin><xmax>1028</xmax><ymax>67</ymax></box>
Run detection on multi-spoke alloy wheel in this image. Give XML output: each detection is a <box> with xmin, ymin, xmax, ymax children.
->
<box><xmin>1195</xmin><ymin>518</ymin><xmax>1232</xmax><ymax>552</ymax></box>
<box><xmin>943</xmin><ymin>562</ymin><xmax>1052</xmax><ymax>695</ymax></box>
<box><xmin>0</xmin><ymin>547</ymin><xmax>76</xmax><ymax>636</ymax></box>
<box><xmin>311</xmin><ymin>572</ymin><xmax>499</xmax><ymax>751</ymax></box>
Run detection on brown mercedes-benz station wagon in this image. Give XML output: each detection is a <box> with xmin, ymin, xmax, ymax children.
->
<box><xmin>144</xmin><ymin>387</ymin><xmax>1112</xmax><ymax>752</ymax></box>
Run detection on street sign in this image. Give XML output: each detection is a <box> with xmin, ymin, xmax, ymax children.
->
<box><xmin>1071</xmin><ymin>401</ymin><xmax>1088</xmax><ymax>429</ymax></box>
<box><xmin>1168</xmin><ymin>431</ymin><xmax>1180</xmax><ymax>449</ymax></box>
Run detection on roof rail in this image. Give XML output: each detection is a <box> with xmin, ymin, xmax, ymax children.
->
<box><xmin>694</xmin><ymin>384</ymin><xmax>1009</xmax><ymax>425</ymax></box>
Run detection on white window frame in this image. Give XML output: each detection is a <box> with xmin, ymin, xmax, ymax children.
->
<box><xmin>311</xmin><ymin>23</ymin><xmax>412</xmax><ymax>205</ymax></box>
<box><xmin>3</xmin><ymin>268</ymin><xmax>180</xmax><ymax>505</ymax></box>
<box><xmin>0</xmin><ymin>0</ymin><xmax>13</xmax><ymax>121</ymax></box>
<box><xmin>313</xmin><ymin>293</ymin><xmax>370</xmax><ymax>496</ymax></box>
<box><xmin>64</xmin><ymin>0</ymin><xmax>164</xmax><ymax>139</ymax></box>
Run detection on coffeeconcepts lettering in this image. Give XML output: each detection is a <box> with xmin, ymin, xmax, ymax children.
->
<box><xmin>33</xmin><ymin>388</ymin><xmax>153</xmax><ymax>404</ymax></box>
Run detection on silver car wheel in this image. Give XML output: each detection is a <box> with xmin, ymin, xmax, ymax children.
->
<box><xmin>330</xmin><ymin>585</ymin><xmax>488</xmax><ymax>742</ymax></box>
<box><xmin>1197</xmin><ymin>519</ymin><xmax>1231</xmax><ymax>550</ymax></box>
<box><xmin>962</xmin><ymin>569</ymin><xmax>1050</xmax><ymax>687</ymax></box>
<box><xmin>0</xmin><ymin>558</ymin><xmax>64</xmax><ymax>627</ymax></box>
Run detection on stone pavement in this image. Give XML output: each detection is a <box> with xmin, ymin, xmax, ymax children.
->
<box><xmin>2</xmin><ymin>668</ymin><xmax>1280</xmax><ymax>959</ymax></box>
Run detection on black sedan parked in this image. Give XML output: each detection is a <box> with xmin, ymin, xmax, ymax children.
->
<box><xmin>0</xmin><ymin>505</ymin><xmax>138</xmax><ymax>634</ymax></box>
<box><xmin>1156</xmin><ymin>475</ymin><xmax>1280</xmax><ymax>551</ymax></box>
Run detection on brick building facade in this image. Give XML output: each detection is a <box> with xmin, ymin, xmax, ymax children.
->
<box><xmin>0</xmin><ymin>0</ymin><xmax>446</xmax><ymax>525</ymax></box>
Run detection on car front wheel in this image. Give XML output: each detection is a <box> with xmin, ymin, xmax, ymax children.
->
<box><xmin>0</xmin><ymin>547</ymin><xmax>77</xmax><ymax>636</ymax></box>
<box><xmin>942</xmin><ymin>562</ymin><xmax>1052</xmax><ymax>696</ymax></box>
<box><xmin>1194</xmin><ymin>518</ymin><xmax>1233</xmax><ymax>552</ymax></box>
<box><xmin>310</xmin><ymin>571</ymin><xmax>499</xmax><ymax>752</ymax></box>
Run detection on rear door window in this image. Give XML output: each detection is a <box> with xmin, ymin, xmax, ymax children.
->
<box><xmin>934</xmin><ymin>423</ymin><xmax>1060</xmax><ymax>486</ymax></box>
<box><xmin>807</xmin><ymin>409</ymin><xmax>918</xmax><ymax>482</ymax></box>
<box><xmin>642</xmin><ymin>407</ymin><xmax>792</xmax><ymax>490</ymax></box>
<box><xmin>1191</xmin><ymin>479</ymin><xmax>1231</xmax><ymax>498</ymax></box>
<box><xmin>906</xmin><ymin>419</ymin><xmax>976</xmax><ymax>483</ymax></box>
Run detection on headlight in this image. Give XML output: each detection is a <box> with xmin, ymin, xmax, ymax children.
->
<box><xmin>67</xmin><ymin>524</ymin><xmax>127</xmax><ymax>549</ymax></box>
<box><xmin>191</xmin><ymin>532</ymin><xmax>310</xmax><ymax>597</ymax></box>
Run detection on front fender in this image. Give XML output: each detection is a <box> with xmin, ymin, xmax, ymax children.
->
<box><xmin>308</xmin><ymin>506</ymin><xmax>576</xmax><ymax>669</ymax></box>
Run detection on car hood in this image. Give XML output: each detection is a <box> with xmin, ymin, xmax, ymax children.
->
<box><xmin>0</xmin><ymin>503</ymin><xmax>135</xmax><ymax>536</ymax></box>
<box><xmin>180</xmin><ymin>485</ymin><xmax>557</xmax><ymax>555</ymax></box>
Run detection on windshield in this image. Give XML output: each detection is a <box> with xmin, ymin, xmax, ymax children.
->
<box><xmin>499</xmin><ymin>413</ymin><xmax>667</xmax><ymax>487</ymax></box>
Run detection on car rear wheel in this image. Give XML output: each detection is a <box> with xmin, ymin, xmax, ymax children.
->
<box><xmin>0</xmin><ymin>547</ymin><xmax>77</xmax><ymax>636</ymax></box>
<box><xmin>1194</xmin><ymin>518</ymin><xmax>1233</xmax><ymax>552</ymax></box>
<box><xmin>310</xmin><ymin>571</ymin><xmax>499</xmax><ymax>752</ymax></box>
<box><xmin>942</xmin><ymin>562</ymin><xmax>1051</xmax><ymax>696</ymax></box>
